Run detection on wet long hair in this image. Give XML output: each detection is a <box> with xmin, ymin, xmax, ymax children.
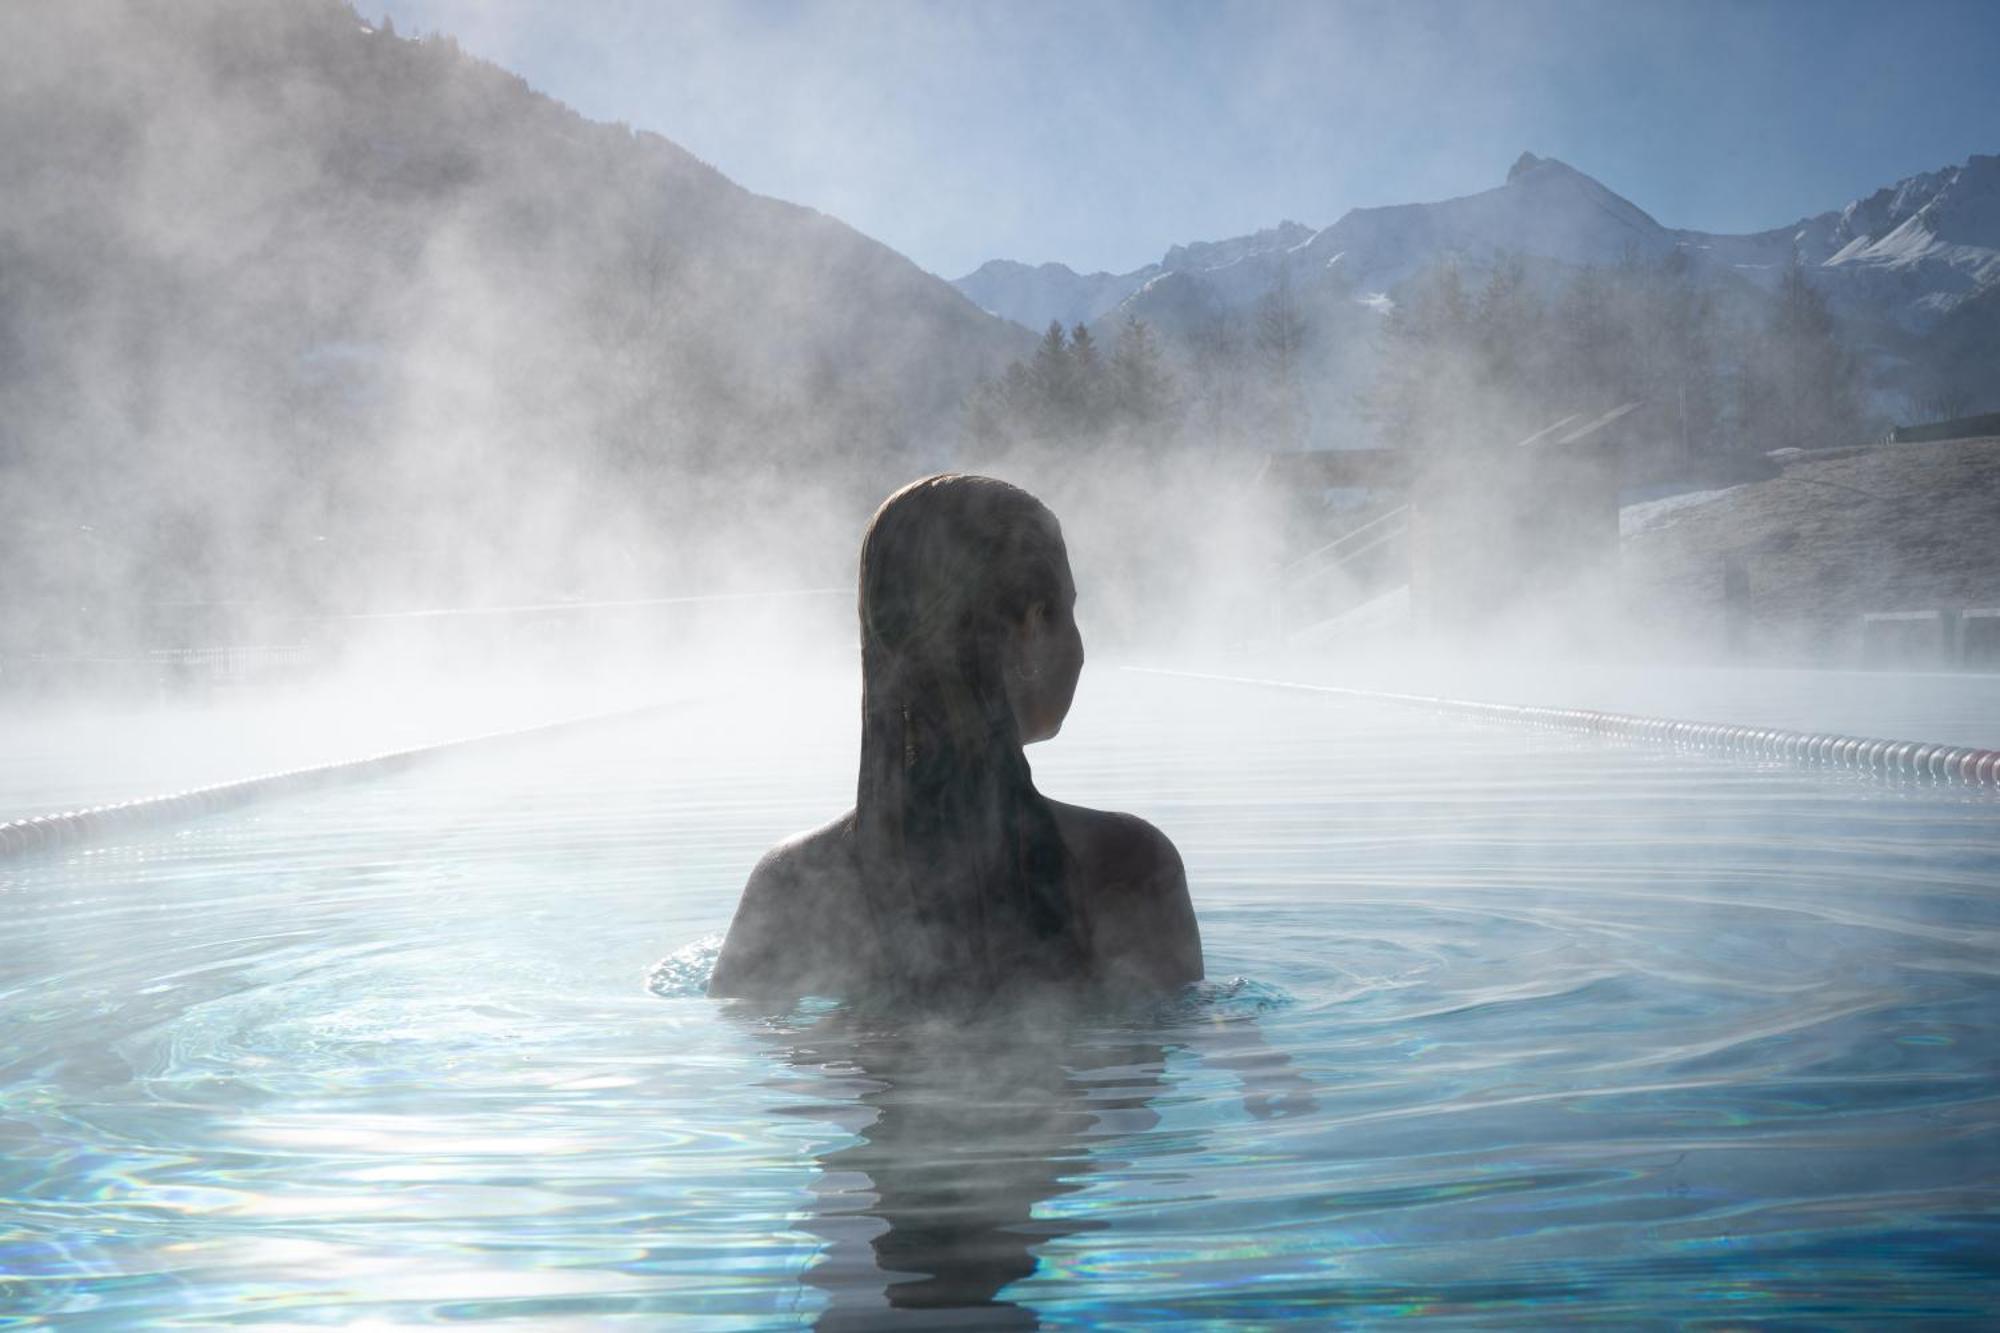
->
<box><xmin>854</xmin><ymin>474</ymin><xmax>1090</xmax><ymax>999</ymax></box>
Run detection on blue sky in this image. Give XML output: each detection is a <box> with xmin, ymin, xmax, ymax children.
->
<box><xmin>376</xmin><ymin>0</ymin><xmax>2000</xmax><ymax>278</ymax></box>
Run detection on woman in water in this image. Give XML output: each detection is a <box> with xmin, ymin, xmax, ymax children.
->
<box><xmin>710</xmin><ymin>474</ymin><xmax>1202</xmax><ymax>1002</ymax></box>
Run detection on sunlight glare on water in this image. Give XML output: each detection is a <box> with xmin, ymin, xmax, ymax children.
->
<box><xmin>2</xmin><ymin>669</ymin><xmax>1997</xmax><ymax>1326</ymax></box>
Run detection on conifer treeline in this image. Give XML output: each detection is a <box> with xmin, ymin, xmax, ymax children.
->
<box><xmin>1373</xmin><ymin>252</ymin><xmax>1862</xmax><ymax>458</ymax></box>
<box><xmin>962</xmin><ymin>250</ymin><xmax>1866</xmax><ymax>460</ymax></box>
<box><xmin>966</xmin><ymin>316</ymin><xmax>1177</xmax><ymax>447</ymax></box>
<box><xmin>965</xmin><ymin>263</ymin><xmax>1338</xmax><ymax>453</ymax></box>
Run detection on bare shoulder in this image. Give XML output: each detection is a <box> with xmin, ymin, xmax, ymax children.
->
<box><xmin>1048</xmin><ymin>801</ymin><xmax>1183</xmax><ymax>887</ymax></box>
<box><xmin>747</xmin><ymin>812</ymin><xmax>860</xmax><ymax>890</ymax></box>
<box><xmin>708</xmin><ymin>811</ymin><xmax>861</xmax><ymax>998</ymax></box>
<box><xmin>1047</xmin><ymin>800</ymin><xmax>1202</xmax><ymax>987</ymax></box>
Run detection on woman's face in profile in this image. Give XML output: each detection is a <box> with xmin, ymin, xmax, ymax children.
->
<box><xmin>1012</xmin><ymin>551</ymin><xmax>1084</xmax><ymax>745</ymax></box>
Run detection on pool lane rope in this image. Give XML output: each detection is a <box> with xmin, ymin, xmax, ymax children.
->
<box><xmin>1129</xmin><ymin>666</ymin><xmax>2000</xmax><ymax>790</ymax></box>
<box><xmin>0</xmin><ymin>698</ymin><xmax>689</xmax><ymax>863</ymax></box>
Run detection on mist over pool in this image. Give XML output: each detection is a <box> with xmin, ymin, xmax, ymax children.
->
<box><xmin>4</xmin><ymin>0</ymin><xmax>1999</xmax><ymax>1325</ymax></box>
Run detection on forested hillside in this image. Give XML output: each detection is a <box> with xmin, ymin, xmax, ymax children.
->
<box><xmin>956</xmin><ymin>152</ymin><xmax>2000</xmax><ymax>458</ymax></box>
<box><xmin>0</xmin><ymin>0</ymin><xmax>1027</xmax><ymax>658</ymax></box>
<box><xmin>965</xmin><ymin>249</ymin><xmax>1864</xmax><ymax>477</ymax></box>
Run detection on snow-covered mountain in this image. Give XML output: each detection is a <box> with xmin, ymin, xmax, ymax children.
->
<box><xmin>953</xmin><ymin>151</ymin><xmax>2000</xmax><ymax>341</ymax></box>
<box><xmin>1698</xmin><ymin>153</ymin><xmax>2000</xmax><ymax>327</ymax></box>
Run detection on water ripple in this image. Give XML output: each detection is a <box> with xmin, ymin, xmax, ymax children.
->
<box><xmin>2</xmin><ymin>672</ymin><xmax>1997</xmax><ymax>1324</ymax></box>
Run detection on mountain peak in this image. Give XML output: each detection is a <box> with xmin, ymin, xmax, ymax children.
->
<box><xmin>1507</xmin><ymin>152</ymin><xmax>1598</xmax><ymax>188</ymax></box>
<box><xmin>953</xmin><ymin>149</ymin><xmax>2000</xmax><ymax>340</ymax></box>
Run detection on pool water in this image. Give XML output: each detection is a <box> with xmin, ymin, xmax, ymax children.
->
<box><xmin>3</xmin><ymin>670</ymin><xmax>1997</xmax><ymax>1326</ymax></box>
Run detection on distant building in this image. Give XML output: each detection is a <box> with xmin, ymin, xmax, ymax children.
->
<box><xmin>1265</xmin><ymin>404</ymin><xmax>1660</xmax><ymax>642</ymax></box>
<box><xmin>1888</xmin><ymin>411</ymin><xmax>2000</xmax><ymax>445</ymax></box>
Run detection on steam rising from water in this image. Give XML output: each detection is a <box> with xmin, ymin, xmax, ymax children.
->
<box><xmin>4</xmin><ymin>0</ymin><xmax>1986</xmax><ymax>726</ymax></box>
<box><xmin>3</xmin><ymin>671</ymin><xmax>1995</xmax><ymax>1322</ymax></box>
<box><xmin>1</xmin><ymin>5</ymin><xmax>1995</xmax><ymax>1325</ymax></box>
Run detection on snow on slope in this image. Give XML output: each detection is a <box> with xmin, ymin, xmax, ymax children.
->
<box><xmin>954</xmin><ymin>151</ymin><xmax>2000</xmax><ymax>338</ymax></box>
<box><xmin>1677</xmin><ymin>154</ymin><xmax>2000</xmax><ymax>329</ymax></box>
<box><xmin>952</xmin><ymin>152</ymin><xmax>1679</xmax><ymax>332</ymax></box>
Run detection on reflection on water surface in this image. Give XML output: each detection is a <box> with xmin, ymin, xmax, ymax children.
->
<box><xmin>2</xmin><ymin>671</ymin><xmax>1997</xmax><ymax>1325</ymax></box>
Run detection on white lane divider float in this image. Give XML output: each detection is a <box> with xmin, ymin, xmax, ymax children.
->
<box><xmin>1128</xmin><ymin>666</ymin><xmax>2000</xmax><ymax>790</ymax></box>
<box><xmin>0</xmin><ymin>698</ymin><xmax>689</xmax><ymax>862</ymax></box>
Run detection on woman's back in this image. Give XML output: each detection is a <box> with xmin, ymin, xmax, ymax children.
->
<box><xmin>708</xmin><ymin>474</ymin><xmax>1202</xmax><ymax>1003</ymax></box>
<box><xmin>709</xmin><ymin>801</ymin><xmax>1201</xmax><ymax>999</ymax></box>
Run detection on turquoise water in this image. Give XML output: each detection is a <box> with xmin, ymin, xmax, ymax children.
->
<box><xmin>3</xmin><ymin>670</ymin><xmax>1997</xmax><ymax>1326</ymax></box>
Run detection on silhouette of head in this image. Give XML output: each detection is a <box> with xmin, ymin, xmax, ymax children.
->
<box><xmin>859</xmin><ymin>473</ymin><xmax>1082</xmax><ymax>745</ymax></box>
<box><xmin>854</xmin><ymin>474</ymin><xmax>1089</xmax><ymax>1000</ymax></box>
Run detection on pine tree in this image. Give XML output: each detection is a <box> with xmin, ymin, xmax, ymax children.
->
<box><xmin>1068</xmin><ymin>322</ymin><xmax>1100</xmax><ymax>378</ymax></box>
<box><xmin>1739</xmin><ymin>259</ymin><xmax>1861</xmax><ymax>452</ymax></box>
<box><xmin>1369</xmin><ymin>262</ymin><xmax>1474</xmax><ymax>452</ymax></box>
<box><xmin>1255</xmin><ymin>264</ymin><xmax>1308</xmax><ymax>383</ymax></box>
<box><xmin>1555</xmin><ymin>265</ymin><xmax>1633</xmax><ymax>412</ymax></box>
<box><xmin>1645</xmin><ymin>250</ymin><xmax>1722</xmax><ymax>459</ymax></box>
<box><xmin>1109</xmin><ymin>316</ymin><xmax>1174</xmax><ymax>430</ymax></box>
<box><xmin>1470</xmin><ymin>255</ymin><xmax>1548</xmax><ymax>437</ymax></box>
<box><xmin>1254</xmin><ymin>262</ymin><xmax>1310</xmax><ymax>446</ymax></box>
<box><xmin>1068</xmin><ymin>323</ymin><xmax>1108</xmax><ymax>433</ymax></box>
<box><xmin>1028</xmin><ymin>320</ymin><xmax>1076</xmax><ymax>433</ymax></box>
